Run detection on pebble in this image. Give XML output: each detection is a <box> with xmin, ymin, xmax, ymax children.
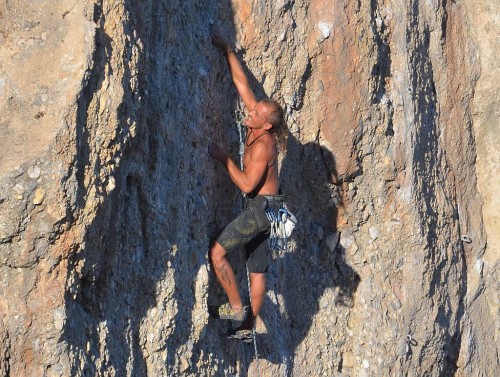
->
<box><xmin>475</xmin><ymin>259</ymin><xmax>484</xmax><ymax>274</ymax></box>
<box><xmin>198</xmin><ymin>67</ymin><xmax>208</xmax><ymax>77</ymax></box>
<box><xmin>12</xmin><ymin>183</ymin><xmax>26</xmax><ymax>195</ymax></box>
<box><xmin>342</xmin><ymin>352</ymin><xmax>355</xmax><ymax>368</ymax></box>
<box><xmin>33</xmin><ymin>188</ymin><xmax>46</xmax><ymax>205</ymax></box>
<box><xmin>12</xmin><ymin>166</ymin><xmax>25</xmax><ymax>177</ymax></box>
<box><xmin>326</xmin><ymin>232</ymin><xmax>340</xmax><ymax>252</ymax></box>
<box><xmin>318</xmin><ymin>21</ymin><xmax>331</xmax><ymax>40</ymax></box>
<box><xmin>369</xmin><ymin>226</ymin><xmax>379</xmax><ymax>240</ymax></box>
<box><xmin>180</xmin><ymin>357</ymin><xmax>190</xmax><ymax>372</ymax></box>
<box><xmin>340</xmin><ymin>232</ymin><xmax>354</xmax><ymax>248</ymax></box>
<box><xmin>319</xmin><ymin>333</ymin><xmax>329</xmax><ymax>346</ymax></box>
<box><xmin>28</xmin><ymin>165</ymin><xmax>41</xmax><ymax>179</ymax></box>
<box><xmin>383</xmin><ymin>155</ymin><xmax>394</xmax><ymax>166</ymax></box>
<box><xmin>54</xmin><ymin>307</ymin><xmax>65</xmax><ymax>330</ymax></box>
<box><xmin>35</xmin><ymin>238</ymin><xmax>49</xmax><ymax>256</ymax></box>
<box><xmin>106</xmin><ymin>177</ymin><xmax>116</xmax><ymax>193</ymax></box>
<box><xmin>348</xmin><ymin>242</ymin><xmax>359</xmax><ymax>256</ymax></box>
<box><xmin>47</xmin><ymin>363</ymin><xmax>64</xmax><ymax>376</ymax></box>
<box><xmin>54</xmin><ymin>306</ymin><xmax>66</xmax><ymax>321</ymax></box>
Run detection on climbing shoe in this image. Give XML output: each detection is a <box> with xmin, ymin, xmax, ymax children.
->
<box><xmin>209</xmin><ymin>303</ymin><xmax>248</xmax><ymax>321</ymax></box>
<box><xmin>228</xmin><ymin>328</ymin><xmax>253</xmax><ymax>343</ymax></box>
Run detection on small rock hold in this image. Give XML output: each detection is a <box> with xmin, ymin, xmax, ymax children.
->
<box><xmin>106</xmin><ymin>177</ymin><xmax>116</xmax><ymax>193</ymax></box>
<box><xmin>147</xmin><ymin>333</ymin><xmax>155</xmax><ymax>343</ymax></box>
<box><xmin>319</xmin><ymin>333</ymin><xmax>329</xmax><ymax>346</ymax></box>
<box><xmin>12</xmin><ymin>167</ymin><xmax>25</xmax><ymax>177</ymax></box>
<box><xmin>180</xmin><ymin>357</ymin><xmax>190</xmax><ymax>372</ymax></box>
<box><xmin>33</xmin><ymin>188</ymin><xmax>46</xmax><ymax>205</ymax></box>
<box><xmin>475</xmin><ymin>259</ymin><xmax>484</xmax><ymax>274</ymax></box>
<box><xmin>342</xmin><ymin>352</ymin><xmax>355</xmax><ymax>368</ymax></box>
<box><xmin>369</xmin><ymin>226</ymin><xmax>379</xmax><ymax>240</ymax></box>
<box><xmin>28</xmin><ymin>165</ymin><xmax>41</xmax><ymax>179</ymax></box>
<box><xmin>13</xmin><ymin>183</ymin><xmax>26</xmax><ymax>195</ymax></box>
<box><xmin>54</xmin><ymin>307</ymin><xmax>65</xmax><ymax>321</ymax></box>
<box><xmin>326</xmin><ymin>232</ymin><xmax>340</xmax><ymax>252</ymax></box>
<box><xmin>198</xmin><ymin>67</ymin><xmax>208</xmax><ymax>77</ymax></box>
<box><xmin>318</xmin><ymin>21</ymin><xmax>331</xmax><ymax>40</ymax></box>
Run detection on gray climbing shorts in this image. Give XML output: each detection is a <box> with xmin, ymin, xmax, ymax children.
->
<box><xmin>215</xmin><ymin>195</ymin><xmax>272</xmax><ymax>273</ymax></box>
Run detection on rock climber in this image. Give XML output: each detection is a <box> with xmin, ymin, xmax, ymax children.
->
<box><xmin>208</xmin><ymin>32</ymin><xmax>285</xmax><ymax>340</ymax></box>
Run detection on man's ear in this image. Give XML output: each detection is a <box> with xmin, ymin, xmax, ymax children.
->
<box><xmin>263</xmin><ymin>122</ymin><xmax>273</xmax><ymax>131</ymax></box>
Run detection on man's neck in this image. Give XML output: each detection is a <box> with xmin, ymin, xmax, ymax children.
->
<box><xmin>246</xmin><ymin>129</ymin><xmax>270</xmax><ymax>147</ymax></box>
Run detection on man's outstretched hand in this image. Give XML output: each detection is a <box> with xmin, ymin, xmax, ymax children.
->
<box><xmin>208</xmin><ymin>143</ymin><xmax>228</xmax><ymax>163</ymax></box>
<box><xmin>211</xmin><ymin>31</ymin><xmax>230</xmax><ymax>53</ymax></box>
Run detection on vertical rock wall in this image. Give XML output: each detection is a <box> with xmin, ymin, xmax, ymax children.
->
<box><xmin>0</xmin><ymin>0</ymin><xmax>498</xmax><ymax>376</ymax></box>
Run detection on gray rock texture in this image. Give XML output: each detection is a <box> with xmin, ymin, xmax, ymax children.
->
<box><xmin>0</xmin><ymin>0</ymin><xmax>498</xmax><ymax>376</ymax></box>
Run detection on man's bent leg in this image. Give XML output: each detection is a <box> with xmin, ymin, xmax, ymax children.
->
<box><xmin>209</xmin><ymin>241</ymin><xmax>243</xmax><ymax>313</ymax></box>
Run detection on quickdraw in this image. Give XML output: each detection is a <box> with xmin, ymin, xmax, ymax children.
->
<box><xmin>265</xmin><ymin>204</ymin><xmax>297</xmax><ymax>251</ymax></box>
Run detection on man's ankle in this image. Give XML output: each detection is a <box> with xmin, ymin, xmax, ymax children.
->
<box><xmin>231</xmin><ymin>305</ymin><xmax>243</xmax><ymax>313</ymax></box>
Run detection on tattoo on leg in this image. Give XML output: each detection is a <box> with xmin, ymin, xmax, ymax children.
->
<box><xmin>216</xmin><ymin>264</ymin><xmax>232</xmax><ymax>287</ymax></box>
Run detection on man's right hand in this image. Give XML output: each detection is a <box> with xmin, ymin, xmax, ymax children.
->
<box><xmin>211</xmin><ymin>31</ymin><xmax>230</xmax><ymax>53</ymax></box>
<box><xmin>210</xmin><ymin>30</ymin><xmax>258</xmax><ymax>113</ymax></box>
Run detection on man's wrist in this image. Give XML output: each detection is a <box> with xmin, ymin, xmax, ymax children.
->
<box><xmin>222</xmin><ymin>154</ymin><xmax>231</xmax><ymax>167</ymax></box>
<box><xmin>223</xmin><ymin>48</ymin><xmax>233</xmax><ymax>57</ymax></box>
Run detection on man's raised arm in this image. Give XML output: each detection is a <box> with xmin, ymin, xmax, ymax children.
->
<box><xmin>212</xmin><ymin>33</ymin><xmax>257</xmax><ymax>111</ymax></box>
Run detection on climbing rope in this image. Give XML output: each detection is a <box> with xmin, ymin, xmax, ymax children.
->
<box><xmin>235</xmin><ymin>100</ymin><xmax>262</xmax><ymax>377</ymax></box>
<box><xmin>245</xmin><ymin>261</ymin><xmax>262</xmax><ymax>377</ymax></box>
<box><xmin>235</xmin><ymin>100</ymin><xmax>246</xmax><ymax>170</ymax></box>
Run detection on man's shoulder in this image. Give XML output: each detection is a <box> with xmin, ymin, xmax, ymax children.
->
<box><xmin>249</xmin><ymin>137</ymin><xmax>276</xmax><ymax>160</ymax></box>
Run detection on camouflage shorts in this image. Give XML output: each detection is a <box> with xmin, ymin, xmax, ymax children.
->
<box><xmin>216</xmin><ymin>195</ymin><xmax>271</xmax><ymax>273</ymax></box>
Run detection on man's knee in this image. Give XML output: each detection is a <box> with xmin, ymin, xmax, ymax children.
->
<box><xmin>250</xmin><ymin>273</ymin><xmax>266</xmax><ymax>287</ymax></box>
<box><xmin>209</xmin><ymin>241</ymin><xmax>226</xmax><ymax>264</ymax></box>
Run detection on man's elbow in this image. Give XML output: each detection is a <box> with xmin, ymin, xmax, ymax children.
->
<box><xmin>240</xmin><ymin>182</ymin><xmax>257</xmax><ymax>194</ymax></box>
<box><xmin>240</xmin><ymin>186</ymin><xmax>254</xmax><ymax>195</ymax></box>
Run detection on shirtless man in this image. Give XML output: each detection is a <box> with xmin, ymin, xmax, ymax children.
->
<box><xmin>208</xmin><ymin>33</ymin><xmax>284</xmax><ymax>335</ymax></box>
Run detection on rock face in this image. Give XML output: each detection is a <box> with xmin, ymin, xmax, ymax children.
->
<box><xmin>0</xmin><ymin>0</ymin><xmax>498</xmax><ymax>376</ymax></box>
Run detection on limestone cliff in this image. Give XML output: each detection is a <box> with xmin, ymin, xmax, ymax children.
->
<box><xmin>0</xmin><ymin>0</ymin><xmax>498</xmax><ymax>376</ymax></box>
